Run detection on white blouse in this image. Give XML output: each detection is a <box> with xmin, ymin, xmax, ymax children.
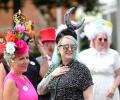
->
<box><xmin>78</xmin><ymin>48</ymin><xmax>120</xmax><ymax>76</ymax></box>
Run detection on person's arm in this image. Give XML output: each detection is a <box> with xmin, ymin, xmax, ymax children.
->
<box><xmin>39</xmin><ymin>56</ymin><xmax>49</xmax><ymax>78</ymax></box>
<box><xmin>37</xmin><ymin>66</ymin><xmax>70</xmax><ymax>95</ymax></box>
<box><xmin>78</xmin><ymin>63</ymin><xmax>93</xmax><ymax>100</ymax></box>
<box><xmin>37</xmin><ymin>73</ymin><xmax>54</xmax><ymax>95</ymax></box>
<box><xmin>0</xmin><ymin>63</ymin><xmax>7</xmax><ymax>100</ymax></box>
<box><xmin>106</xmin><ymin>68</ymin><xmax>120</xmax><ymax>98</ymax></box>
<box><xmin>37</xmin><ymin>39</ymin><xmax>49</xmax><ymax>77</ymax></box>
<box><xmin>3</xmin><ymin>78</ymin><xmax>18</xmax><ymax>100</ymax></box>
<box><xmin>83</xmin><ymin>85</ymin><xmax>93</xmax><ymax>100</ymax></box>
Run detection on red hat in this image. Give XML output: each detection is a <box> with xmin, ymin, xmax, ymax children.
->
<box><xmin>39</xmin><ymin>28</ymin><xmax>56</xmax><ymax>42</ymax></box>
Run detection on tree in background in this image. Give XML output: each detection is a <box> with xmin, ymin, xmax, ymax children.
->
<box><xmin>0</xmin><ymin>0</ymin><xmax>99</xmax><ymax>26</ymax></box>
<box><xmin>0</xmin><ymin>0</ymin><xmax>25</xmax><ymax>13</ymax></box>
<box><xmin>32</xmin><ymin>0</ymin><xmax>99</xmax><ymax>26</ymax></box>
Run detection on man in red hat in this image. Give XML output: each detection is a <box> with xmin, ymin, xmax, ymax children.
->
<box><xmin>36</xmin><ymin>27</ymin><xmax>56</xmax><ymax>100</ymax></box>
<box><xmin>36</xmin><ymin>27</ymin><xmax>56</xmax><ymax>76</ymax></box>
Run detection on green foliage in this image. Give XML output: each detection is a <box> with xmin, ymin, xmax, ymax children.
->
<box><xmin>32</xmin><ymin>0</ymin><xmax>99</xmax><ymax>12</ymax></box>
<box><xmin>0</xmin><ymin>0</ymin><xmax>99</xmax><ymax>13</ymax></box>
<box><xmin>13</xmin><ymin>0</ymin><xmax>23</xmax><ymax>13</ymax></box>
<box><xmin>0</xmin><ymin>0</ymin><xmax>9</xmax><ymax>4</ymax></box>
<box><xmin>32</xmin><ymin>0</ymin><xmax>72</xmax><ymax>8</ymax></box>
<box><xmin>77</xmin><ymin>0</ymin><xmax>99</xmax><ymax>12</ymax></box>
<box><xmin>0</xmin><ymin>0</ymin><xmax>9</xmax><ymax>11</ymax></box>
<box><xmin>0</xmin><ymin>0</ymin><xmax>24</xmax><ymax>13</ymax></box>
<box><xmin>80</xmin><ymin>36</ymin><xmax>89</xmax><ymax>51</ymax></box>
<box><xmin>31</xmin><ymin>46</ymin><xmax>40</xmax><ymax>58</ymax></box>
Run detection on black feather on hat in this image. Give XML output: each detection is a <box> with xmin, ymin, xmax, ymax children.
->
<box><xmin>56</xmin><ymin>7</ymin><xmax>85</xmax><ymax>44</ymax></box>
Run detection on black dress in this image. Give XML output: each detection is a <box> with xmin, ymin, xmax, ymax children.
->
<box><xmin>45</xmin><ymin>59</ymin><xmax>93</xmax><ymax>100</ymax></box>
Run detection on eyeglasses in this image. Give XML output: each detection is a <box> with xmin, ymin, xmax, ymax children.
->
<box><xmin>97</xmin><ymin>38</ymin><xmax>107</xmax><ymax>42</ymax></box>
<box><xmin>59</xmin><ymin>44</ymin><xmax>77</xmax><ymax>51</ymax></box>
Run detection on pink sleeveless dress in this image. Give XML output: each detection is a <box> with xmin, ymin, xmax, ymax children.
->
<box><xmin>4</xmin><ymin>72</ymin><xmax>38</xmax><ymax>100</ymax></box>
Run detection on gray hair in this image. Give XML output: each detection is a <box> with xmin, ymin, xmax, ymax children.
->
<box><xmin>52</xmin><ymin>35</ymin><xmax>79</xmax><ymax>64</ymax></box>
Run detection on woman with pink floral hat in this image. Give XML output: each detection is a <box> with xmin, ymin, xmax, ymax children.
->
<box><xmin>1</xmin><ymin>10</ymin><xmax>38</xmax><ymax>100</ymax></box>
<box><xmin>3</xmin><ymin>31</ymin><xmax>38</xmax><ymax>100</ymax></box>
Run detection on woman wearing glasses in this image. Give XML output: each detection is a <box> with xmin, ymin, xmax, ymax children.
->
<box><xmin>79</xmin><ymin>18</ymin><xmax>120</xmax><ymax>100</ymax></box>
<box><xmin>37</xmin><ymin>7</ymin><xmax>93</xmax><ymax>100</ymax></box>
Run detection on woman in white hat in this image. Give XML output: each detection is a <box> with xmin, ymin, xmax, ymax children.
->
<box><xmin>79</xmin><ymin>18</ymin><xmax>120</xmax><ymax>100</ymax></box>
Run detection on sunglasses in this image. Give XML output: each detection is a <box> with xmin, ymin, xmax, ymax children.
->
<box><xmin>59</xmin><ymin>44</ymin><xmax>77</xmax><ymax>51</ymax></box>
<box><xmin>97</xmin><ymin>38</ymin><xmax>107</xmax><ymax>42</ymax></box>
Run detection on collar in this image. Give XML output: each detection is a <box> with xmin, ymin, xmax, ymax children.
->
<box><xmin>60</xmin><ymin>59</ymin><xmax>74</xmax><ymax>66</ymax></box>
<box><xmin>91</xmin><ymin>48</ymin><xmax>108</xmax><ymax>55</ymax></box>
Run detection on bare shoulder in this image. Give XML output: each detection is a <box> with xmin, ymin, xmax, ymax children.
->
<box><xmin>4</xmin><ymin>78</ymin><xmax>17</xmax><ymax>92</ymax></box>
<box><xmin>3</xmin><ymin>78</ymin><xmax>18</xmax><ymax>100</ymax></box>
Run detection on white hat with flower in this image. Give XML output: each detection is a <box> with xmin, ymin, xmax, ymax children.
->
<box><xmin>81</xmin><ymin>18</ymin><xmax>113</xmax><ymax>40</ymax></box>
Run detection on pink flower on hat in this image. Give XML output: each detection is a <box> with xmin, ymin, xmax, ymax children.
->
<box><xmin>4</xmin><ymin>39</ymin><xmax>29</xmax><ymax>60</ymax></box>
<box><xmin>15</xmin><ymin>25</ymin><xmax>25</xmax><ymax>33</ymax></box>
<box><xmin>15</xmin><ymin>40</ymin><xmax>29</xmax><ymax>57</ymax></box>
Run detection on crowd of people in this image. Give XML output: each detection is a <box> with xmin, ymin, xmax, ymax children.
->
<box><xmin>0</xmin><ymin>7</ymin><xmax>120</xmax><ymax>100</ymax></box>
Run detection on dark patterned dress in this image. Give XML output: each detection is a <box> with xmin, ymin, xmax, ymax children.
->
<box><xmin>45</xmin><ymin>59</ymin><xmax>93</xmax><ymax>100</ymax></box>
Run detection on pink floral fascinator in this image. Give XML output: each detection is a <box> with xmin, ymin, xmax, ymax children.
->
<box><xmin>4</xmin><ymin>10</ymin><xmax>32</xmax><ymax>61</ymax></box>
